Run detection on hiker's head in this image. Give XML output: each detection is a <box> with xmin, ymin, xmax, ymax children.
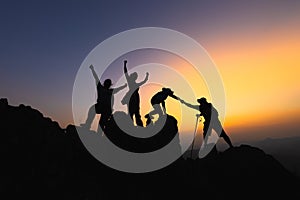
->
<box><xmin>104</xmin><ymin>79</ymin><xmax>112</xmax><ymax>88</ymax></box>
<box><xmin>162</xmin><ymin>88</ymin><xmax>173</xmax><ymax>95</ymax></box>
<box><xmin>130</xmin><ymin>72</ymin><xmax>138</xmax><ymax>81</ymax></box>
<box><xmin>197</xmin><ymin>97</ymin><xmax>207</xmax><ymax>104</ymax></box>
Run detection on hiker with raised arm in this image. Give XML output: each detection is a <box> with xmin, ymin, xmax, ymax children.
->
<box><xmin>180</xmin><ymin>97</ymin><xmax>233</xmax><ymax>150</ymax></box>
<box><xmin>81</xmin><ymin>65</ymin><xmax>127</xmax><ymax>133</ymax></box>
<box><xmin>145</xmin><ymin>88</ymin><xmax>179</xmax><ymax>126</ymax></box>
<box><xmin>121</xmin><ymin>60</ymin><xmax>149</xmax><ymax>127</ymax></box>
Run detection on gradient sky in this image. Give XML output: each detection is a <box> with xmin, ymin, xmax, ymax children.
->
<box><xmin>1</xmin><ymin>0</ymin><xmax>300</xmax><ymax>143</ymax></box>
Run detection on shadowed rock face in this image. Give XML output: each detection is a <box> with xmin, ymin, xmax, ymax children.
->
<box><xmin>0</xmin><ymin>98</ymin><xmax>300</xmax><ymax>199</ymax></box>
<box><xmin>104</xmin><ymin>111</ymin><xmax>181</xmax><ymax>153</ymax></box>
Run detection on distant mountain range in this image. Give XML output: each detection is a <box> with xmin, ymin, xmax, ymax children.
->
<box><xmin>1</xmin><ymin>98</ymin><xmax>299</xmax><ymax>199</ymax></box>
<box><xmin>247</xmin><ymin>136</ymin><xmax>300</xmax><ymax>176</ymax></box>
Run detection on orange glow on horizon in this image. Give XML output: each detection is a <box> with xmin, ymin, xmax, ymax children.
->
<box><xmin>67</xmin><ymin>23</ymin><xmax>300</xmax><ymax>143</ymax></box>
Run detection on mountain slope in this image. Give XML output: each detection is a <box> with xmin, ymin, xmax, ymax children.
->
<box><xmin>0</xmin><ymin>98</ymin><xmax>299</xmax><ymax>199</ymax></box>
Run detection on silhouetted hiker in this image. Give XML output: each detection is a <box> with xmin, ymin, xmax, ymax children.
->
<box><xmin>145</xmin><ymin>88</ymin><xmax>179</xmax><ymax>126</ymax></box>
<box><xmin>121</xmin><ymin>60</ymin><xmax>149</xmax><ymax>127</ymax></box>
<box><xmin>180</xmin><ymin>97</ymin><xmax>233</xmax><ymax>150</ymax></box>
<box><xmin>81</xmin><ymin>65</ymin><xmax>127</xmax><ymax>132</ymax></box>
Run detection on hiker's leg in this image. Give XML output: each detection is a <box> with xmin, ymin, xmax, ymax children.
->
<box><xmin>99</xmin><ymin>115</ymin><xmax>105</xmax><ymax>132</ymax></box>
<box><xmin>99</xmin><ymin>112</ymin><xmax>109</xmax><ymax>132</ymax></box>
<box><xmin>82</xmin><ymin>104</ymin><xmax>96</xmax><ymax>129</ymax></box>
<box><xmin>203</xmin><ymin>122</ymin><xmax>209</xmax><ymax>143</ymax></box>
<box><xmin>134</xmin><ymin>96</ymin><xmax>144</xmax><ymax>126</ymax></box>
<box><xmin>129</xmin><ymin>105</ymin><xmax>142</xmax><ymax>126</ymax></box>
<box><xmin>134</xmin><ymin>112</ymin><xmax>143</xmax><ymax>127</ymax></box>
<box><xmin>148</xmin><ymin>104</ymin><xmax>158</xmax><ymax>117</ymax></box>
<box><xmin>203</xmin><ymin>123</ymin><xmax>218</xmax><ymax>152</ymax></box>
<box><xmin>129</xmin><ymin>109</ymin><xmax>134</xmax><ymax>120</ymax></box>
<box><xmin>203</xmin><ymin>125</ymin><xmax>218</xmax><ymax>154</ymax></box>
<box><xmin>214</xmin><ymin>120</ymin><xmax>233</xmax><ymax>148</ymax></box>
<box><xmin>101</xmin><ymin>112</ymin><xmax>111</xmax><ymax>132</ymax></box>
<box><xmin>154</xmin><ymin>104</ymin><xmax>163</xmax><ymax>117</ymax></box>
<box><xmin>144</xmin><ymin>113</ymin><xmax>152</xmax><ymax>126</ymax></box>
<box><xmin>128</xmin><ymin>93</ymin><xmax>138</xmax><ymax>120</ymax></box>
<box><xmin>128</xmin><ymin>104</ymin><xmax>135</xmax><ymax>121</ymax></box>
<box><xmin>220</xmin><ymin>129</ymin><xmax>233</xmax><ymax>148</ymax></box>
<box><xmin>145</xmin><ymin>105</ymin><xmax>157</xmax><ymax>126</ymax></box>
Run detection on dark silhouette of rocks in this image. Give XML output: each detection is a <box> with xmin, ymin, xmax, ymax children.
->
<box><xmin>251</xmin><ymin>137</ymin><xmax>300</xmax><ymax>176</ymax></box>
<box><xmin>105</xmin><ymin>111</ymin><xmax>181</xmax><ymax>153</ymax></box>
<box><xmin>0</xmin><ymin>98</ymin><xmax>299</xmax><ymax>199</ymax></box>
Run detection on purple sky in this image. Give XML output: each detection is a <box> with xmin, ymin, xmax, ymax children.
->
<box><xmin>1</xmin><ymin>0</ymin><xmax>300</xmax><ymax>137</ymax></box>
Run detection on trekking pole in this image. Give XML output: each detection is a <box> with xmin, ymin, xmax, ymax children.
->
<box><xmin>190</xmin><ymin>114</ymin><xmax>201</xmax><ymax>159</ymax></box>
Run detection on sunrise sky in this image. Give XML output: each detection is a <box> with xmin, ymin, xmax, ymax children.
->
<box><xmin>1</xmin><ymin>0</ymin><xmax>300</xmax><ymax>143</ymax></box>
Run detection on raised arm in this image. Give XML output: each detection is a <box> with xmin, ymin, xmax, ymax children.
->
<box><xmin>137</xmin><ymin>72</ymin><xmax>149</xmax><ymax>87</ymax></box>
<box><xmin>89</xmin><ymin>65</ymin><xmax>100</xmax><ymax>85</ymax></box>
<box><xmin>180</xmin><ymin>99</ymin><xmax>199</xmax><ymax>111</ymax></box>
<box><xmin>112</xmin><ymin>83</ymin><xmax>127</xmax><ymax>94</ymax></box>
<box><xmin>123</xmin><ymin>60</ymin><xmax>130</xmax><ymax>82</ymax></box>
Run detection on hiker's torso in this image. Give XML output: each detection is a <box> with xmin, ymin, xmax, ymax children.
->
<box><xmin>127</xmin><ymin>79</ymin><xmax>140</xmax><ymax>103</ymax></box>
<box><xmin>151</xmin><ymin>91</ymin><xmax>168</xmax><ymax>105</ymax></box>
<box><xmin>97</xmin><ymin>83</ymin><xmax>113</xmax><ymax>109</ymax></box>
<box><xmin>199</xmin><ymin>103</ymin><xmax>218</xmax><ymax>122</ymax></box>
<box><xmin>127</xmin><ymin>79</ymin><xmax>140</xmax><ymax>92</ymax></box>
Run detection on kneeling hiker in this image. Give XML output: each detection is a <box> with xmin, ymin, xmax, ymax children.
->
<box><xmin>145</xmin><ymin>88</ymin><xmax>179</xmax><ymax>125</ymax></box>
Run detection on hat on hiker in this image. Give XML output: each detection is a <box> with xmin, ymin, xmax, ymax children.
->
<box><xmin>197</xmin><ymin>97</ymin><xmax>207</xmax><ymax>104</ymax></box>
<box><xmin>162</xmin><ymin>87</ymin><xmax>173</xmax><ymax>95</ymax></box>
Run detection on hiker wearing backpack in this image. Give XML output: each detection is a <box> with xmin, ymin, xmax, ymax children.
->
<box><xmin>180</xmin><ymin>97</ymin><xmax>233</xmax><ymax>149</ymax></box>
<box><xmin>81</xmin><ymin>65</ymin><xmax>127</xmax><ymax>133</ymax></box>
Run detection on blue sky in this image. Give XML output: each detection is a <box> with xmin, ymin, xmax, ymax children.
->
<box><xmin>1</xmin><ymin>0</ymin><xmax>300</xmax><ymax>142</ymax></box>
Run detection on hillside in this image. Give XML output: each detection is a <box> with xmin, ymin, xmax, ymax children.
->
<box><xmin>251</xmin><ymin>137</ymin><xmax>300</xmax><ymax>176</ymax></box>
<box><xmin>0</xmin><ymin>98</ymin><xmax>299</xmax><ymax>199</ymax></box>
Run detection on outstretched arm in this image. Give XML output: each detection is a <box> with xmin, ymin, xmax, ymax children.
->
<box><xmin>112</xmin><ymin>83</ymin><xmax>127</xmax><ymax>94</ymax></box>
<box><xmin>180</xmin><ymin>99</ymin><xmax>199</xmax><ymax>111</ymax></box>
<box><xmin>89</xmin><ymin>65</ymin><xmax>100</xmax><ymax>85</ymax></box>
<box><xmin>169</xmin><ymin>93</ymin><xmax>179</xmax><ymax>100</ymax></box>
<box><xmin>137</xmin><ymin>72</ymin><xmax>149</xmax><ymax>87</ymax></box>
<box><xmin>123</xmin><ymin>60</ymin><xmax>130</xmax><ymax>82</ymax></box>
